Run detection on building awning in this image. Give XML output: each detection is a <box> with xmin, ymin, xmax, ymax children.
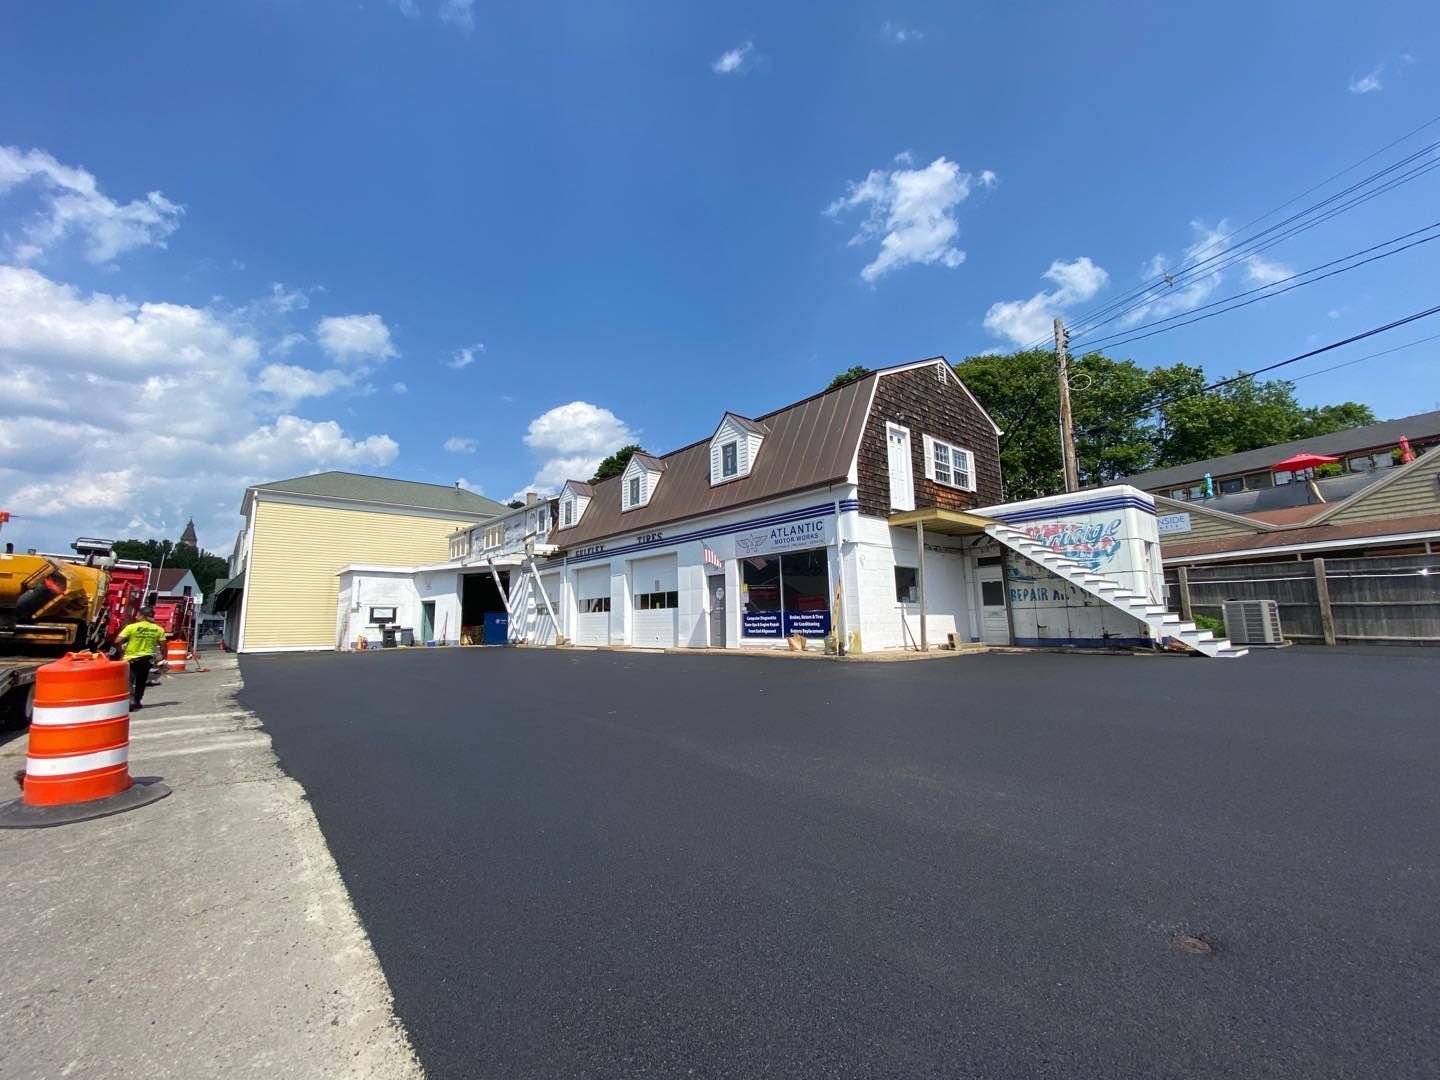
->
<box><xmin>212</xmin><ymin>570</ymin><xmax>245</xmax><ymax>604</ymax></box>
<box><xmin>887</xmin><ymin>507</ymin><xmax>994</xmax><ymax>536</ymax></box>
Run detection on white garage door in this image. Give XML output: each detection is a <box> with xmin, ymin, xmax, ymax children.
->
<box><xmin>631</xmin><ymin>554</ymin><xmax>678</xmax><ymax>648</ymax></box>
<box><xmin>575</xmin><ymin>565</ymin><xmax>612</xmax><ymax>646</ymax></box>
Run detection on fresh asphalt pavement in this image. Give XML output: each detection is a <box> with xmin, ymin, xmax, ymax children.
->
<box><xmin>239</xmin><ymin>646</ymin><xmax>1440</xmax><ymax>1079</ymax></box>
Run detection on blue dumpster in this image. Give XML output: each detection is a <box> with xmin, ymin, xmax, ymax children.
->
<box><xmin>482</xmin><ymin>612</ymin><xmax>510</xmax><ymax>645</ymax></box>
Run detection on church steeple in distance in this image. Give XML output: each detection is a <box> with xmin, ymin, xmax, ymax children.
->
<box><xmin>180</xmin><ymin>518</ymin><xmax>198</xmax><ymax>547</ymax></box>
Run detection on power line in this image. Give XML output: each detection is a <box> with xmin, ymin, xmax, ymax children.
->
<box><xmin>1287</xmin><ymin>331</ymin><xmax>1440</xmax><ymax>384</ymax></box>
<box><xmin>1074</xmin><ymin>222</ymin><xmax>1440</xmax><ymax>351</ymax></box>
<box><xmin>1077</xmin><ymin>304</ymin><xmax>1440</xmax><ymax>436</ymax></box>
<box><xmin>1055</xmin><ymin>143</ymin><xmax>1440</xmax><ymax>345</ymax></box>
<box><xmin>1019</xmin><ymin>115</ymin><xmax>1440</xmax><ymax>351</ymax></box>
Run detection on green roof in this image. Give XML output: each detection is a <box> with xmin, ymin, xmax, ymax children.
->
<box><xmin>248</xmin><ymin>471</ymin><xmax>505</xmax><ymax>517</ymax></box>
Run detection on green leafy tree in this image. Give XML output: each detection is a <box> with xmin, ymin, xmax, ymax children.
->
<box><xmin>590</xmin><ymin>444</ymin><xmax>647</xmax><ymax>483</ymax></box>
<box><xmin>827</xmin><ymin>365</ymin><xmax>871</xmax><ymax>390</ymax></box>
<box><xmin>954</xmin><ymin>351</ymin><xmax>1376</xmax><ymax>498</ymax></box>
<box><xmin>111</xmin><ymin>538</ymin><xmax>230</xmax><ymax>599</ymax></box>
<box><xmin>507</xmin><ymin>499</ymin><xmax>525</xmax><ymax>510</ymax></box>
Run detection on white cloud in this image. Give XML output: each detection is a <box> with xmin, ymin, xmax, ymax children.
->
<box><xmin>316</xmin><ymin>313</ymin><xmax>397</xmax><ymax>365</ymax></box>
<box><xmin>712</xmin><ymin>41</ymin><xmax>754</xmax><ymax>74</ymax></box>
<box><xmin>272</xmin><ymin>331</ymin><xmax>307</xmax><ymax>357</ymax></box>
<box><xmin>983</xmin><ymin>257</ymin><xmax>1110</xmax><ymax>346</ymax></box>
<box><xmin>0</xmin><ymin>145</ymin><xmax>183</xmax><ymax>263</ymax></box>
<box><xmin>455</xmin><ymin>477</ymin><xmax>481</xmax><ymax>494</ymax></box>
<box><xmin>439</xmin><ymin>0</ymin><xmax>475</xmax><ymax>31</ymax></box>
<box><xmin>447</xmin><ymin>342</ymin><xmax>482</xmax><ymax>369</ymax></box>
<box><xmin>256</xmin><ymin>363</ymin><xmax>353</xmax><ymax>403</ymax></box>
<box><xmin>825</xmin><ymin>155</ymin><xmax>993</xmax><ymax>283</ymax></box>
<box><xmin>443</xmin><ymin>436</ymin><xmax>477</xmax><ymax>453</ymax></box>
<box><xmin>519</xmin><ymin>401</ymin><xmax>636</xmax><ymax>494</ymax></box>
<box><xmin>1120</xmin><ymin>221</ymin><xmax>1232</xmax><ymax>326</ymax></box>
<box><xmin>392</xmin><ymin>381</ymin><xmax>409</xmax><ymax>394</ymax></box>
<box><xmin>391</xmin><ymin>0</ymin><xmax>419</xmax><ymax>16</ymax></box>
<box><xmin>1349</xmin><ymin>65</ymin><xmax>1384</xmax><ymax>93</ymax></box>
<box><xmin>0</xmin><ymin>264</ymin><xmax>399</xmax><ymax>553</ymax></box>
<box><xmin>1244</xmin><ymin>255</ymin><xmax>1292</xmax><ymax>286</ymax></box>
<box><xmin>883</xmin><ymin>21</ymin><xmax>924</xmax><ymax>43</ymax></box>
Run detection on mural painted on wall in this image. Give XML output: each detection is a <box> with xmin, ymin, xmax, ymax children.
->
<box><xmin>1022</xmin><ymin>518</ymin><xmax>1123</xmax><ymax>571</ymax></box>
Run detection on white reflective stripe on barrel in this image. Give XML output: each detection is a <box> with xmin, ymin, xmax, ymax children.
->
<box><xmin>30</xmin><ymin>700</ymin><xmax>131</xmax><ymax>727</ymax></box>
<box><xmin>25</xmin><ymin>745</ymin><xmax>129</xmax><ymax>776</ymax></box>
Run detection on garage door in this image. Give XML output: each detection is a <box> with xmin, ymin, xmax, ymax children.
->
<box><xmin>575</xmin><ymin>565</ymin><xmax>611</xmax><ymax>646</ymax></box>
<box><xmin>632</xmin><ymin>554</ymin><xmax>678</xmax><ymax>648</ymax></box>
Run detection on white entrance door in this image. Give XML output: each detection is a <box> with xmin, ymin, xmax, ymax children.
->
<box><xmin>632</xmin><ymin>554</ymin><xmax>679</xmax><ymax>647</ymax></box>
<box><xmin>575</xmin><ymin>565</ymin><xmax>611</xmax><ymax>645</ymax></box>
<box><xmin>976</xmin><ymin>555</ymin><xmax>1010</xmax><ymax>645</ymax></box>
<box><xmin>887</xmin><ymin>423</ymin><xmax>914</xmax><ymax>511</ymax></box>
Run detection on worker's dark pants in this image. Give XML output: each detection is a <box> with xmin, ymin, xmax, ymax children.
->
<box><xmin>129</xmin><ymin>658</ymin><xmax>152</xmax><ymax>707</ymax></box>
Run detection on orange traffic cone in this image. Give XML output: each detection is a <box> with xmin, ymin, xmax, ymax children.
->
<box><xmin>165</xmin><ymin>639</ymin><xmax>187</xmax><ymax>673</ymax></box>
<box><xmin>0</xmin><ymin>653</ymin><xmax>170</xmax><ymax>828</ymax></box>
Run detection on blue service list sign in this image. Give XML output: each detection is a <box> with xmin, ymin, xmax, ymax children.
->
<box><xmin>741</xmin><ymin>611</ymin><xmax>783</xmax><ymax>637</ymax></box>
<box><xmin>784</xmin><ymin>610</ymin><xmax>831</xmax><ymax>638</ymax></box>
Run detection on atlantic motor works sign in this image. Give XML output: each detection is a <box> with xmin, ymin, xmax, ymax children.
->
<box><xmin>732</xmin><ymin>515</ymin><xmax>830</xmax><ymax>557</ymax></box>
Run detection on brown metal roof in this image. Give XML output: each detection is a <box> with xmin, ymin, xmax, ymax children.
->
<box><xmin>552</xmin><ymin>373</ymin><xmax>878</xmax><ymax>547</ymax></box>
<box><xmin>722</xmin><ymin>413</ymin><xmax>770</xmax><ymax>436</ymax></box>
<box><xmin>630</xmin><ymin>452</ymin><xmax>666</xmax><ymax>471</ymax></box>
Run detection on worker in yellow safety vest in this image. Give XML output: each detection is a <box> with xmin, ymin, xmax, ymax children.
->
<box><xmin>115</xmin><ymin>607</ymin><xmax>167</xmax><ymax>710</ymax></box>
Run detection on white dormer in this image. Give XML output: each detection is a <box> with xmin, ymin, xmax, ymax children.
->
<box><xmin>710</xmin><ymin>413</ymin><xmax>769</xmax><ymax>486</ymax></box>
<box><xmin>621</xmin><ymin>453</ymin><xmax>664</xmax><ymax>511</ymax></box>
<box><xmin>558</xmin><ymin>480</ymin><xmax>594</xmax><ymax>529</ymax></box>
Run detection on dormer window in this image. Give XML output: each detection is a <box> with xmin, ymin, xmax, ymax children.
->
<box><xmin>710</xmin><ymin>413</ymin><xmax>769</xmax><ymax>486</ymax></box>
<box><xmin>558</xmin><ymin>480</ymin><xmax>594</xmax><ymax>528</ymax></box>
<box><xmin>621</xmin><ymin>452</ymin><xmax>664</xmax><ymax>511</ymax></box>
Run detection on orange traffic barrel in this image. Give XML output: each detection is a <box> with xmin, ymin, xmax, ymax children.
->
<box><xmin>0</xmin><ymin>653</ymin><xmax>170</xmax><ymax>828</ymax></box>
<box><xmin>165</xmin><ymin>638</ymin><xmax>187</xmax><ymax>672</ymax></box>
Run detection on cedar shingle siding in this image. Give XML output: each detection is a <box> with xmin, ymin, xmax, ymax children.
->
<box><xmin>857</xmin><ymin>364</ymin><xmax>1003</xmax><ymax>517</ymax></box>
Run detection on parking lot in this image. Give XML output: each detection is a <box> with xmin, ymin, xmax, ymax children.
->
<box><xmin>241</xmin><ymin>646</ymin><xmax>1440</xmax><ymax>1080</ymax></box>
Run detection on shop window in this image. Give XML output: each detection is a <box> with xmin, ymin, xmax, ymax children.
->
<box><xmin>634</xmin><ymin>591</ymin><xmax>678</xmax><ymax>609</ymax></box>
<box><xmin>579</xmin><ymin>597</ymin><xmax>611</xmax><ymax>614</ymax></box>
<box><xmin>924</xmin><ymin>436</ymin><xmax>976</xmax><ymax>491</ymax></box>
<box><xmin>980</xmin><ymin>580</ymin><xmax>1005</xmax><ymax>606</ymax></box>
<box><xmin>1170</xmin><ymin>488</ymin><xmax>1189</xmax><ymax>501</ymax></box>
<box><xmin>1244</xmin><ymin>471</ymin><xmax>1273</xmax><ymax>490</ymax></box>
<box><xmin>369</xmin><ymin>606</ymin><xmax>397</xmax><ymax>625</ymax></box>
<box><xmin>894</xmin><ymin>566</ymin><xmax>918</xmax><ymax>603</ymax></box>
<box><xmin>1218</xmin><ymin>477</ymin><xmax>1244</xmax><ymax>495</ymax></box>
<box><xmin>1273</xmin><ymin>470</ymin><xmax>1294</xmax><ymax>486</ymax></box>
<box><xmin>740</xmin><ymin>549</ymin><xmax>831</xmax><ymax>638</ymax></box>
<box><xmin>721</xmin><ymin>441</ymin><xmax>739</xmax><ymax>478</ymax></box>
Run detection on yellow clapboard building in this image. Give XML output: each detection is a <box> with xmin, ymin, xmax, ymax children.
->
<box><xmin>213</xmin><ymin>472</ymin><xmax>504</xmax><ymax>652</ymax></box>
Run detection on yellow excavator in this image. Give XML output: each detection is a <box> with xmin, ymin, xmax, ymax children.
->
<box><xmin>1</xmin><ymin>538</ymin><xmax>119</xmax><ymax>729</ymax></box>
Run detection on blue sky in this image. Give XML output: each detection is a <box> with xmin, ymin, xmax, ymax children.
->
<box><xmin>2</xmin><ymin>1</ymin><xmax>1438</xmax><ymax>552</ymax></box>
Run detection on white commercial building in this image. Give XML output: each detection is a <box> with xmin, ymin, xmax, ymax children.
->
<box><xmin>335</xmin><ymin>359</ymin><xmax>1244</xmax><ymax>658</ymax></box>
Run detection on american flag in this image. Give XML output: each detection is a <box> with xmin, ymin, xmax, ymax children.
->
<box><xmin>702</xmin><ymin>544</ymin><xmax>723</xmax><ymax>570</ymax></box>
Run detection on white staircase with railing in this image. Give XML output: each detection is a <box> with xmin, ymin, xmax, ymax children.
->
<box><xmin>984</xmin><ymin>522</ymin><xmax>1248</xmax><ymax>659</ymax></box>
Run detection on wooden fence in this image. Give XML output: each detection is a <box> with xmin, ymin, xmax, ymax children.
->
<box><xmin>1165</xmin><ymin>553</ymin><xmax>1440</xmax><ymax>645</ymax></box>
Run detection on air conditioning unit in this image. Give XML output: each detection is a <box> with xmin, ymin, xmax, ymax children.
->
<box><xmin>1222</xmin><ymin>599</ymin><xmax>1284</xmax><ymax>645</ymax></box>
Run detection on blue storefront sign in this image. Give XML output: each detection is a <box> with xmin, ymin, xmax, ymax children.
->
<box><xmin>783</xmin><ymin>610</ymin><xmax>831</xmax><ymax>638</ymax></box>
<box><xmin>742</xmin><ymin>611</ymin><xmax>783</xmax><ymax>638</ymax></box>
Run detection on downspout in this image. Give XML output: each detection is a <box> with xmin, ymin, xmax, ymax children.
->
<box><xmin>832</xmin><ymin>485</ymin><xmax>847</xmax><ymax>656</ymax></box>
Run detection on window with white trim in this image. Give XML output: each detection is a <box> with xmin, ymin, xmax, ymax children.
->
<box><xmin>629</xmin><ymin>475</ymin><xmax>641</xmax><ymax>507</ymax></box>
<box><xmin>562</xmin><ymin>499</ymin><xmax>574</xmax><ymax>526</ymax></box>
<box><xmin>721</xmin><ymin>440</ymin><xmax>739</xmax><ymax>478</ymax></box>
<box><xmin>484</xmin><ymin>524</ymin><xmax>504</xmax><ymax>548</ymax></box>
<box><xmin>923</xmin><ymin>435</ymin><xmax>976</xmax><ymax>492</ymax></box>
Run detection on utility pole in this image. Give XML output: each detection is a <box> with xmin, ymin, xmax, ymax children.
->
<box><xmin>1054</xmin><ymin>317</ymin><xmax>1080</xmax><ymax>493</ymax></box>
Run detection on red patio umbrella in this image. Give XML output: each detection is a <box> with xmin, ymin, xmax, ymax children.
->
<box><xmin>1271</xmin><ymin>451</ymin><xmax>1339</xmax><ymax>472</ymax></box>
